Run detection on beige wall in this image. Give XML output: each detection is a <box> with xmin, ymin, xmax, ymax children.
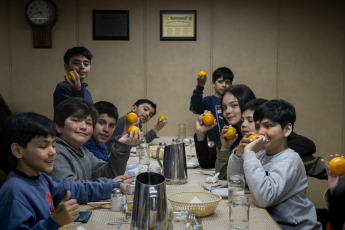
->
<box><xmin>1</xmin><ymin>0</ymin><xmax>344</xmax><ymax>208</ymax></box>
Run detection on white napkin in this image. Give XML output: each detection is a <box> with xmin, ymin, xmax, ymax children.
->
<box><xmin>77</xmin><ymin>227</ymin><xmax>86</xmax><ymax>230</ymax></box>
<box><xmin>190</xmin><ymin>197</ymin><xmax>202</xmax><ymax>203</ymax></box>
<box><xmin>206</xmin><ymin>172</ymin><xmax>219</xmax><ymax>183</ymax></box>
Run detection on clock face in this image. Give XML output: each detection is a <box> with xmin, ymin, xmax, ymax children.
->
<box><xmin>26</xmin><ymin>0</ymin><xmax>56</xmax><ymax>25</ymax></box>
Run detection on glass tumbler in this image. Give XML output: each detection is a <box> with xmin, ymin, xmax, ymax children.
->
<box><xmin>228</xmin><ymin>174</ymin><xmax>245</xmax><ymax>203</ymax></box>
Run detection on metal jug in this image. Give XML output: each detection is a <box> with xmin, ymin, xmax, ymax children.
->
<box><xmin>131</xmin><ymin>172</ymin><xmax>168</xmax><ymax>230</ymax></box>
<box><xmin>156</xmin><ymin>142</ymin><xmax>188</xmax><ymax>185</ymax></box>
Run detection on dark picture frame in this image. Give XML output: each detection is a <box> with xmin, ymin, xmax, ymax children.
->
<box><xmin>160</xmin><ymin>10</ymin><xmax>197</xmax><ymax>41</ymax></box>
<box><xmin>92</xmin><ymin>10</ymin><xmax>129</xmax><ymax>40</ymax></box>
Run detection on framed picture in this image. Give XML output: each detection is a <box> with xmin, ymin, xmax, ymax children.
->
<box><xmin>160</xmin><ymin>10</ymin><xmax>197</xmax><ymax>41</ymax></box>
<box><xmin>92</xmin><ymin>10</ymin><xmax>129</xmax><ymax>40</ymax></box>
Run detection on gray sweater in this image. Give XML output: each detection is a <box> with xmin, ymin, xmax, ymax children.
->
<box><xmin>228</xmin><ymin>148</ymin><xmax>322</xmax><ymax>230</ymax></box>
<box><xmin>50</xmin><ymin>136</ymin><xmax>131</xmax><ymax>183</ymax></box>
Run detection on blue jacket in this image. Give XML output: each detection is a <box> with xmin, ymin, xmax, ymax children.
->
<box><xmin>84</xmin><ymin>139</ymin><xmax>109</xmax><ymax>162</ymax></box>
<box><xmin>53</xmin><ymin>81</ymin><xmax>93</xmax><ymax>109</ymax></box>
<box><xmin>189</xmin><ymin>86</ymin><xmax>225</xmax><ymax>145</ymax></box>
<box><xmin>0</xmin><ymin>170</ymin><xmax>116</xmax><ymax>230</ymax></box>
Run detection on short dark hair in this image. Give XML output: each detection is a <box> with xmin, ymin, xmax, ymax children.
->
<box><xmin>254</xmin><ymin>99</ymin><xmax>296</xmax><ymax>130</ymax></box>
<box><xmin>63</xmin><ymin>46</ymin><xmax>93</xmax><ymax>65</ymax></box>
<box><xmin>54</xmin><ymin>98</ymin><xmax>98</xmax><ymax>129</ymax></box>
<box><xmin>94</xmin><ymin>101</ymin><xmax>119</xmax><ymax>122</ymax></box>
<box><xmin>212</xmin><ymin>67</ymin><xmax>234</xmax><ymax>83</ymax></box>
<box><xmin>4</xmin><ymin>112</ymin><xmax>56</xmax><ymax>150</ymax></box>
<box><xmin>133</xmin><ymin>99</ymin><xmax>157</xmax><ymax>116</ymax></box>
<box><xmin>243</xmin><ymin>98</ymin><xmax>268</xmax><ymax>112</ymax></box>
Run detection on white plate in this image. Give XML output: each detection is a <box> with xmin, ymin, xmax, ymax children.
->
<box><xmin>187</xmin><ymin>161</ymin><xmax>200</xmax><ymax>168</ymax></box>
<box><xmin>210</xmin><ymin>188</ymin><xmax>228</xmax><ymax>199</ymax></box>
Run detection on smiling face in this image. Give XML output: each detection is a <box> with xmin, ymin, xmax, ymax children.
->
<box><xmin>13</xmin><ymin>136</ymin><xmax>56</xmax><ymax>177</ymax></box>
<box><xmin>64</xmin><ymin>55</ymin><xmax>91</xmax><ymax>82</ymax></box>
<box><xmin>132</xmin><ymin>103</ymin><xmax>155</xmax><ymax>123</ymax></box>
<box><xmin>222</xmin><ymin>92</ymin><xmax>242</xmax><ymax>127</ymax></box>
<box><xmin>241</xmin><ymin>109</ymin><xmax>256</xmax><ymax>136</ymax></box>
<box><xmin>56</xmin><ymin>114</ymin><xmax>93</xmax><ymax>150</ymax></box>
<box><xmin>255</xmin><ymin>118</ymin><xmax>291</xmax><ymax>155</ymax></box>
<box><xmin>92</xmin><ymin>113</ymin><xmax>117</xmax><ymax>145</ymax></box>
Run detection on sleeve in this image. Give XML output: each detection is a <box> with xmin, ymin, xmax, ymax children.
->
<box><xmin>106</xmin><ymin>116</ymin><xmax>125</xmax><ymax>151</ymax></box>
<box><xmin>53</xmin><ymin>82</ymin><xmax>86</xmax><ymax>109</ymax></box>
<box><xmin>215</xmin><ymin>146</ymin><xmax>232</xmax><ymax>180</ymax></box>
<box><xmin>301</xmin><ymin>155</ymin><xmax>328</xmax><ymax>179</ymax></box>
<box><xmin>194</xmin><ymin>134</ymin><xmax>216</xmax><ymax>169</ymax></box>
<box><xmin>227</xmin><ymin>151</ymin><xmax>245</xmax><ymax>178</ymax></box>
<box><xmin>0</xmin><ymin>200</ymin><xmax>61</xmax><ymax>230</ymax></box>
<box><xmin>145</xmin><ymin>129</ymin><xmax>158</xmax><ymax>143</ymax></box>
<box><xmin>189</xmin><ymin>86</ymin><xmax>207</xmax><ymax>114</ymax></box>
<box><xmin>287</xmin><ymin>132</ymin><xmax>316</xmax><ymax>157</ymax></box>
<box><xmin>103</xmin><ymin>135</ymin><xmax>132</xmax><ymax>177</ymax></box>
<box><xmin>241</xmin><ymin>151</ymin><xmax>302</xmax><ymax>208</ymax></box>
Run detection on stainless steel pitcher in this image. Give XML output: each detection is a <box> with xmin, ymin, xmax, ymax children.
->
<box><xmin>156</xmin><ymin>142</ymin><xmax>188</xmax><ymax>185</ymax></box>
<box><xmin>130</xmin><ymin>172</ymin><xmax>168</xmax><ymax>230</ymax></box>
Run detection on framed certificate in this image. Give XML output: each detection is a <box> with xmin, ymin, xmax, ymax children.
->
<box><xmin>92</xmin><ymin>10</ymin><xmax>129</xmax><ymax>40</ymax></box>
<box><xmin>160</xmin><ymin>10</ymin><xmax>197</xmax><ymax>41</ymax></box>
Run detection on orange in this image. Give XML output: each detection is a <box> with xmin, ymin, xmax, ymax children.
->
<box><xmin>67</xmin><ymin>71</ymin><xmax>76</xmax><ymax>81</ymax></box>
<box><xmin>249</xmin><ymin>134</ymin><xmax>260</xmax><ymax>141</ymax></box>
<box><xmin>225</xmin><ymin>127</ymin><xmax>237</xmax><ymax>140</ymax></box>
<box><xmin>202</xmin><ymin>113</ymin><xmax>215</xmax><ymax>126</ymax></box>
<box><xmin>127</xmin><ymin>126</ymin><xmax>140</xmax><ymax>136</ymax></box>
<box><xmin>329</xmin><ymin>157</ymin><xmax>345</xmax><ymax>176</ymax></box>
<box><xmin>126</xmin><ymin>112</ymin><xmax>138</xmax><ymax>124</ymax></box>
<box><xmin>198</xmin><ymin>71</ymin><xmax>207</xmax><ymax>79</ymax></box>
<box><xmin>158</xmin><ymin>115</ymin><xmax>167</xmax><ymax>121</ymax></box>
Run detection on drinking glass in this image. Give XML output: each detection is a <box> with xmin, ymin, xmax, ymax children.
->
<box><xmin>228</xmin><ymin>174</ymin><xmax>245</xmax><ymax>203</ymax></box>
<box><xmin>177</xmin><ymin>123</ymin><xmax>186</xmax><ymax>141</ymax></box>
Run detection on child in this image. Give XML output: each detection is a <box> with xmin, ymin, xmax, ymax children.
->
<box><xmin>228</xmin><ymin>99</ymin><xmax>322</xmax><ymax>229</ymax></box>
<box><xmin>50</xmin><ymin>97</ymin><xmax>143</xmax><ymax>182</ymax></box>
<box><xmin>0</xmin><ymin>112</ymin><xmax>124</xmax><ymax>229</ymax></box>
<box><xmin>227</xmin><ymin>98</ymin><xmax>327</xmax><ymax>180</ymax></box>
<box><xmin>190</xmin><ymin>67</ymin><xmax>234</xmax><ymax>145</ymax></box>
<box><xmin>106</xmin><ymin>99</ymin><xmax>167</xmax><ymax>149</ymax></box>
<box><xmin>53</xmin><ymin>46</ymin><xmax>93</xmax><ymax>109</ymax></box>
<box><xmin>84</xmin><ymin>101</ymin><xmax>118</xmax><ymax>161</ymax></box>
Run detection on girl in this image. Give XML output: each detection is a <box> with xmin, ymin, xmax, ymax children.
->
<box><xmin>194</xmin><ymin>84</ymin><xmax>256</xmax><ymax>179</ymax></box>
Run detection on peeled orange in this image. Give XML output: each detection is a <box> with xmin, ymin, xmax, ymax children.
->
<box><xmin>126</xmin><ymin>112</ymin><xmax>138</xmax><ymax>124</ymax></box>
<box><xmin>202</xmin><ymin>113</ymin><xmax>215</xmax><ymax>126</ymax></box>
<box><xmin>329</xmin><ymin>157</ymin><xmax>345</xmax><ymax>176</ymax></box>
<box><xmin>198</xmin><ymin>71</ymin><xmax>207</xmax><ymax>79</ymax></box>
<box><xmin>127</xmin><ymin>126</ymin><xmax>140</xmax><ymax>136</ymax></box>
<box><xmin>158</xmin><ymin>115</ymin><xmax>167</xmax><ymax>122</ymax></box>
<box><xmin>225</xmin><ymin>127</ymin><xmax>237</xmax><ymax>140</ymax></box>
<box><xmin>249</xmin><ymin>134</ymin><xmax>260</xmax><ymax>141</ymax></box>
<box><xmin>67</xmin><ymin>71</ymin><xmax>76</xmax><ymax>81</ymax></box>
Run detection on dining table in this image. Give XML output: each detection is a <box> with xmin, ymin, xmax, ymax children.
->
<box><xmin>60</xmin><ymin>139</ymin><xmax>281</xmax><ymax>230</ymax></box>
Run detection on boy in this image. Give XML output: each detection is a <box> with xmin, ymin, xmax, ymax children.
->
<box><xmin>190</xmin><ymin>67</ymin><xmax>234</xmax><ymax>145</ymax></box>
<box><xmin>106</xmin><ymin>99</ymin><xmax>167</xmax><ymax>149</ymax></box>
<box><xmin>50</xmin><ymin>97</ymin><xmax>143</xmax><ymax>182</ymax></box>
<box><xmin>0</xmin><ymin>112</ymin><xmax>124</xmax><ymax>229</ymax></box>
<box><xmin>53</xmin><ymin>46</ymin><xmax>93</xmax><ymax>109</ymax></box>
<box><xmin>84</xmin><ymin>101</ymin><xmax>118</xmax><ymax>161</ymax></box>
<box><xmin>228</xmin><ymin>100</ymin><xmax>322</xmax><ymax>229</ymax></box>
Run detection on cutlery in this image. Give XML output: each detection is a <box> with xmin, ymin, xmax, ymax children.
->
<box><xmin>108</xmin><ymin>221</ymin><xmax>130</xmax><ymax>225</ymax></box>
<box><xmin>114</xmin><ymin>224</ymin><xmax>122</xmax><ymax>230</ymax></box>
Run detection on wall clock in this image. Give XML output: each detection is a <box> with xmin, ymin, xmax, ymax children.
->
<box><xmin>26</xmin><ymin>0</ymin><xmax>58</xmax><ymax>48</ymax></box>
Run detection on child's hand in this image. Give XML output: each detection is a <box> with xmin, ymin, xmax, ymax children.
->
<box><xmin>243</xmin><ymin>135</ymin><xmax>267</xmax><ymax>153</ymax></box>
<box><xmin>113</xmin><ymin>175</ymin><xmax>133</xmax><ymax>183</ymax></box>
<box><xmin>195</xmin><ymin>111</ymin><xmax>217</xmax><ymax>141</ymax></box>
<box><xmin>153</xmin><ymin>119</ymin><xmax>167</xmax><ymax>133</ymax></box>
<box><xmin>118</xmin><ymin>128</ymin><xmax>144</xmax><ymax>146</ymax></box>
<box><xmin>321</xmin><ymin>154</ymin><xmax>344</xmax><ymax>195</ymax></box>
<box><xmin>52</xmin><ymin>191</ymin><xmax>80</xmax><ymax>226</ymax></box>
<box><xmin>64</xmin><ymin>70</ymin><xmax>81</xmax><ymax>90</ymax></box>
<box><xmin>197</xmin><ymin>75</ymin><xmax>207</xmax><ymax>87</ymax></box>
<box><xmin>220</xmin><ymin>126</ymin><xmax>237</xmax><ymax>150</ymax></box>
<box><xmin>234</xmin><ymin>132</ymin><xmax>256</xmax><ymax>157</ymax></box>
